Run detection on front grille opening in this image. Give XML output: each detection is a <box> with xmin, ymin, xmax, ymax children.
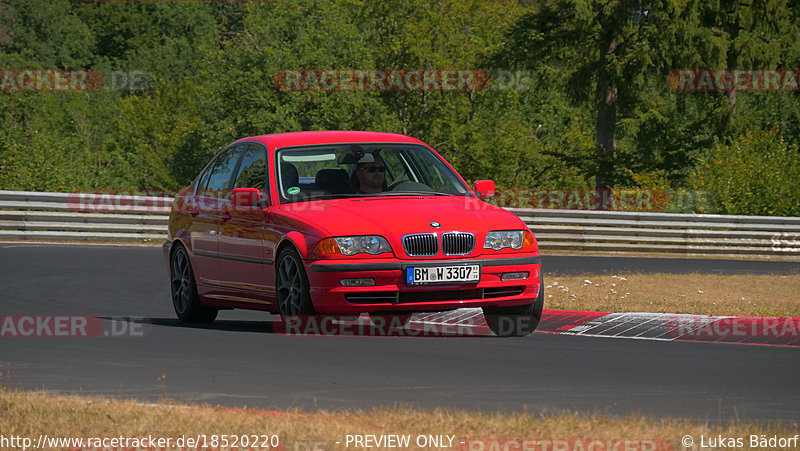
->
<box><xmin>345</xmin><ymin>287</ymin><xmax>526</xmax><ymax>305</ymax></box>
<box><xmin>442</xmin><ymin>232</ymin><xmax>475</xmax><ymax>255</ymax></box>
<box><xmin>399</xmin><ymin>289</ymin><xmax>482</xmax><ymax>303</ymax></box>
<box><xmin>483</xmin><ymin>286</ymin><xmax>526</xmax><ymax>298</ymax></box>
<box><xmin>403</xmin><ymin>233</ymin><xmax>438</xmax><ymax>257</ymax></box>
<box><xmin>345</xmin><ymin>292</ymin><xmax>399</xmax><ymax>304</ymax></box>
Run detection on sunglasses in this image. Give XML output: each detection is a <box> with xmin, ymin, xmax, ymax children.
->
<box><xmin>360</xmin><ymin>166</ymin><xmax>386</xmax><ymax>173</ymax></box>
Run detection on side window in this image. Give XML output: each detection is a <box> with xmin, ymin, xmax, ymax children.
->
<box><xmin>380</xmin><ymin>150</ymin><xmax>412</xmax><ymax>186</ymax></box>
<box><xmin>195</xmin><ymin>159</ymin><xmax>216</xmax><ymax>196</ymax></box>
<box><xmin>204</xmin><ymin>144</ymin><xmax>246</xmax><ymax>198</ymax></box>
<box><xmin>233</xmin><ymin>144</ymin><xmax>268</xmax><ymax>193</ymax></box>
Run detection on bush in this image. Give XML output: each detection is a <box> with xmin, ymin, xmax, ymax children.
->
<box><xmin>691</xmin><ymin>129</ymin><xmax>800</xmax><ymax>216</ymax></box>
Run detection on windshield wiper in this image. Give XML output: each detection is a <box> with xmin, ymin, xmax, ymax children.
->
<box><xmin>289</xmin><ymin>193</ymin><xmax>365</xmax><ymax>201</ymax></box>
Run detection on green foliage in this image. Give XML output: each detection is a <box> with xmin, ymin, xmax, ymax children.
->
<box><xmin>0</xmin><ymin>0</ymin><xmax>94</xmax><ymax>68</ymax></box>
<box><xmin>0</xmin><ymin>0</ymin><xmax>798</xmax><ymax>216</ymax></box>
<box><xmin>691</xmin><ymin>129</ymin><xmax>800</xmax><ymax>216</ymax></box>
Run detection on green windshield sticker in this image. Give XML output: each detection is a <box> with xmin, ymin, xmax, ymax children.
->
<box><xmin>287</xmin><ymin>187</ymin><xmax>300</xmax><ymax>195</ymax></box>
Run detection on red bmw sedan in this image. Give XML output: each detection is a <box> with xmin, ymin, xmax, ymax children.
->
<box><xmin>165</xmin><ymin>131</ymin><xmax>543</xmax><ymax>336</ymax></box>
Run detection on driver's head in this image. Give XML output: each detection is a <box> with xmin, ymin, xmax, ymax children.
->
<box><xmin>354</xmin><ymin>156</ymin><xmax>386</xmax><ymax>193</ymax></box>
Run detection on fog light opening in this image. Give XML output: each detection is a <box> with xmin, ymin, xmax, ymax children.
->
<box><xmin>340</xmin><ymin>278</ymin><xmax>376</xmax><ymax>287</ymax></box>
<box><xmin>501</xmin><ymin>271</ymin><xmax>529</xmax><ymax>281</ymax></box>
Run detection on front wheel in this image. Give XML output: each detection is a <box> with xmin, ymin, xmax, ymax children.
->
<box><xmin>170</xmin><ymin>245</ymin><xmax>218</xmax><ymax>323</ymax></box>
<box><xmin>276</xmin><ymin>247</ymin><xmax>315</xmax><ymax>316</ymax></box>
<box><xmin>482</xmin><ymin>274</ymin><xmax>544</xmax><ymax>337</ymax></box>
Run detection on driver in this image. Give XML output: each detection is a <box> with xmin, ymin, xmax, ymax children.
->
<box><xmin>352</xmin><ymin>155</ymin><xmax>387</xmax><ymax>194</ymax></box>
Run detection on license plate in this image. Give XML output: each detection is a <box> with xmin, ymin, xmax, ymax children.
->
<box><xmin>405</xmin><ymin>265</ymin><xmax>480</xmax><ymax>285</ymax></box>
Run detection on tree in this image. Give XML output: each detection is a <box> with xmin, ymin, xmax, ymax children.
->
<box><xmin>0</xmin><ymin>0</ymin><xmax>93</xmax><ymax>68</ymax></box>
<box><xmin>492</xmin><ymin>0</ymin><xmax>800</xmax><ymax>194</ymax></box>
<box><xmin>663</xmin><ymin>0</ymin><xmax>800</xmax><ymax>137</ymax></box>
<box><xmin>495</xmin><ymin>1</ymin><xmax>662</xmax><ymax>193</ymax></box>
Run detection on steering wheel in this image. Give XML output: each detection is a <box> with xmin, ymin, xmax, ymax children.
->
<box><xmin>388</xmin><ymin>180</ymin><xmax>433</xmax><ymax>192</ymax></box>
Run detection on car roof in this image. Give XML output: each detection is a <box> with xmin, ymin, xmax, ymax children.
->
<box><xmin>235</xmin><ymin>131</ymin><xmax>425</xmax><ymax>149</ymax></box>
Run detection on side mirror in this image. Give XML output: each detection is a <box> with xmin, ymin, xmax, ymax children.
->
<box><xmin>473</xmin><ymin>180</ymin><xmax>495</xmax><ymax>199</ymax></box>
<box><xmin>231</xmin><ymin>188</ymin><xmax>261</xmax><ymax>209</ymax></box>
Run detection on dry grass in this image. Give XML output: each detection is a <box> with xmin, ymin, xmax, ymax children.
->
<box><xmin>544</xmin><ymin>272</ymin><xmax>800</xmax><ymax>317</ymax></box>
<box><xmin>545</xmin><ymin>250</ymin><xmax>800</xmax><ymax>263</ymax></box>
<box><xmin>0</xmin><ymin>391</ymin><xmax>798</xmax><ymax>450</ymax></box>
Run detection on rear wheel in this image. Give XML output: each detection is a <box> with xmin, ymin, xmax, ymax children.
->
<box><xmin>170</xmin><ymin>245</ymin><xmax>218</xmax><ymax>323</ymax></box>
<box><xmin>276</xmin><ymin>247</ymin><xmax>315</xmax><ymax>316</ymax></box>
<box><xmin>482</xmin><ymin>274</ymin><xmax>544</xmax><ymax>337</ymax></box>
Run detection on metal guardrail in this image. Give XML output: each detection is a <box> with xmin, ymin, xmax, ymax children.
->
<box><xmin>510</xmin><ymin>208</ymin><xmax>800</xmax><ymax>257</ymax></box>
<box><xmin>0</xmin><ymin>190</ymin><xmax>169</xmax><ymax>242</ymax></box>
<box><xmin>1</xmin><ymin>190</ymin><xmax>799</xmax><ymax>258</ymax></box>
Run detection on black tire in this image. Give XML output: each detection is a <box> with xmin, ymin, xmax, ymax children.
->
<box><xmin>170</xmin><ymin>244</ymin><xmax>218</xmax><ymax>323</ymax></box>
<box><xmin>369</xmin><ymin>313</ymin><xmax>412</xmax><ymax>331</ymax></box>
<box><xmin>276</xmin><ymin>247</ymin><xmax>316</xmax><ymax>316</ymax></box>
<box><xmin>482</xmin><ymin>274</ymin><xmax>544</xmax><ymax>337</ymax></box>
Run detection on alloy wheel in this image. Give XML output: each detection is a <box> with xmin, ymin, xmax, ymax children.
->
<box><xmin>171</xmin><ymin>248</ymin><xmax>192</xmax><ymax>315</ymax></box>
<box><xmin>277</xmin><ymin>254</ymin><xmax>304</xmax><ymax>315</ymax></box>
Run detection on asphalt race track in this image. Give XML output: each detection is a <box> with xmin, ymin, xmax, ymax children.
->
<box><xmin>1</xmin><ymin>243</ymin><xmax>798</xmax><ymax>422</ymax></box>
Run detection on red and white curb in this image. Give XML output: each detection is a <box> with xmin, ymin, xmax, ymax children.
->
<box><xmin>413</xmin><ymin>309</ymin><xmax>800</xmax><ymax>346</ymax></box>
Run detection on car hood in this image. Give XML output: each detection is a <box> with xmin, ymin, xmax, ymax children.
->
<box><xmin>276</xmin><ymin>195</ymin><xmax>526</xmax><ymax>238</ymax></box>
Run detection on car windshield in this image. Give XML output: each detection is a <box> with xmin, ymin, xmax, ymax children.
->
<box><xmin>275</xmin><ymin>143</ymin><xmax>472</xmax><ymax>203</ymax></box>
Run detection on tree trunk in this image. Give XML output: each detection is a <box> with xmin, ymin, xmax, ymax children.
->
<box><xmin>595</xmin><ymin>71</ymin><xmax>617</xmax><ymax>208</ymax></box>
<box><xmin>721</xmin><ymin>2</ymin><xmax>740</xmax><ymax>135</ymax></box>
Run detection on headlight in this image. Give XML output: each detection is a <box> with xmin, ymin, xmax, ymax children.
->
<box><xmin>331</xmin><ymin>236</ymin><xmax>392</xmax><ymax>256</ymax></box>
<box><xmin>484</xmin><ymin>230</ymin><xmax>524</xmax><ymax>250</ymax></box>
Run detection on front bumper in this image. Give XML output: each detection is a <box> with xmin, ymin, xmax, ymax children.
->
<box><xmin>305</xmin><ymin>255</ymin><xmax>541</xmax><ymax>313</ymax></box>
